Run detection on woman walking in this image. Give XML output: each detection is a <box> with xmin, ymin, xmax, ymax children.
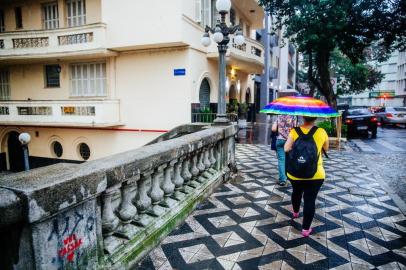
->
<box><xmin>271</xmin><ymin>115</ymin><xmax>296</xmax><ymax>186</ymax></box>
<box><xmin>284</xmin><ymin>116</ymin><xmax>329</xmax><ymax>237</ymax></box>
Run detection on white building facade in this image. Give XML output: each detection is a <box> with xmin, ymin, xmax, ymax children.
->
<box><xmin>0</xmin><ymin>0</ymin><xmax>264</xmax><ymax>172</ymax></box>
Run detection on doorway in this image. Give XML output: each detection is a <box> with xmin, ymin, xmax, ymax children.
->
<box><xmin>7</xmin><ymin>131</ymin><xmax>25</xmax><ymax>172</ymax></box>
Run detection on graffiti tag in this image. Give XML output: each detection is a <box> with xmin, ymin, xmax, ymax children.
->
<box><xmin>58</xmin><ymin>234</ymin><xmax>83</xmax><ymax>262</ymax></box>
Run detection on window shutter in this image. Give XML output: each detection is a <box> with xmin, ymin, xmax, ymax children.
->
<box><xmin>203</xmin><ymin>0</ymin><xmax>211</xmax><ymax>27</ymax></box>
<box><xmin>195</xmin><ymin>0</ymin><xmax>202</xmax><ymax>23</ymax></box>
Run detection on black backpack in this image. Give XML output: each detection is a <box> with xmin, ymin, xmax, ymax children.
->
<box><xmin>286</xmin><ymin>126</ymin><xmax>319</xmax><ymax>179</ymax></box>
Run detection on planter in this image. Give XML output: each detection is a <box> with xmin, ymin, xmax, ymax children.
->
<box><xmin>238</xmin><ymin>119</ymin><xmax>247</xmax><ymax>129</ymax></box>
<box><xmin>328</xmin><ymin>137</ymin><xmax>347</xmax><ymax>150</ymax></box>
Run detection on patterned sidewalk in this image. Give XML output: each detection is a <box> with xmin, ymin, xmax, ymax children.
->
<box><xmin>136</xmin><ymin>144</ymin><xmax>406</xmax><ymax>270</ymax></box>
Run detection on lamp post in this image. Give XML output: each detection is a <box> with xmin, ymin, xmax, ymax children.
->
<box><xmin>18</xmin><ymin>133</ymin><xmax>31</xmax><ymax>171</ymax></box>
<box><xmin>201</xmin><ymin>0</ymin><xmax>245</xmax><ymax>125</ymax></box>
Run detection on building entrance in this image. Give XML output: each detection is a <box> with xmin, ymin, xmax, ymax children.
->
<box><xmin>7</xmin><ymin>131</ymin><xmax>25</xmax><ymax>172</ymax></box>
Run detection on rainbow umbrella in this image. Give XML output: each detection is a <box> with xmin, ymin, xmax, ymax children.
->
<box><xmin>260</xmin><ymin>96</ymin><xmax>340</xmax><ymax>118</ymax></box>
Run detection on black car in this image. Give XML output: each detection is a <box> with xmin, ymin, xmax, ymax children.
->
<box><xmin>344</xmin><ymin>108</ymin><xmax>378</xmax><ymax>138</ymax></box>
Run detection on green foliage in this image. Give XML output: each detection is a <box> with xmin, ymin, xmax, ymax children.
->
<box><xmin>227</xmin><ymin>99</ymin><xmax>239</xmax><ymax>113</ymax></box>
<box><xmin>341</xmin><ymin>124</ymin><xmax>348</xmax><ymax>138</ymax></box>
<box><xmin>259</xmin><ymin>0</ymin><xmax>405</xmax><ymax>106</ymax></box>
<box><xmin>332</xmin><ymin>49</ymin><xmax>383</xmax><ymax>95</ymax></box>
<box><xmin>238</xmin><ymin>103</ymin><xmax>248</xmax><ymax>119</ymax></box>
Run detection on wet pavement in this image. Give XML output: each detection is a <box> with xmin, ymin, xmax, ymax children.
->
<box><xmin>136</xmin><ymin>144</ymin><xmax>406</xmax><ymax>270</ymax></box>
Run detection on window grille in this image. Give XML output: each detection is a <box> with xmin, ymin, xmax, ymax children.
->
<box><xmin>42</xmin><ymin>2</ymin><xmax>59</xmax><ymax>29</ymax></box>
<box><xmin>0</xmin><ymin>70</ymin><xmax>10</xmax><ymax>100</ymax></box>
<box><xmin>66</xmin><ymin>0</ymin><xmax>86</xmax><ymax>27</ymax></box>
<box><xmin>0</xmin><ymin>10</ymin><xmax>5</xmax><ymax>32</ymax></box>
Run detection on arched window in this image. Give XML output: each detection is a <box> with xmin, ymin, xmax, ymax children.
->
<box><xmin>199</xmin><ymin>78</ymin><xmax>211</xmax><ymax>109</ymax></box>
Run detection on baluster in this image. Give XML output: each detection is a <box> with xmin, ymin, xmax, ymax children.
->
<box><xmin>161</xmin><ymin>159</ymin><xmax>178</xmax><ymax>208</ymax></box>
<box><xmin>116</xmin><ymin>176</ymin><xmax>140</xmax><ymax>239</ymax></box>
<box><xmin>189</xmin><ymin>152</ymin><xmax>200</xmax><ymax>188</ymax></box>
<box><xmin>196</xmin><ymin>149</ymin><xmax>207</xmax><ymax>183</ymax></box>
<box><xmin>149</xmin><ymin>165</ymin><xmax>166</xmax><ymax>216</ymax></box>
<box><xmin>181</xmin><ymin>155</ymin><xmax>194</xmax><ymax>194</ymax></box>
<box><xmin>203</xmin><ymin>148</ymin><xmax>211</xmax><ymax>169</ymax></box>
<box><xmin>173</xmin><ymin>157</ymin><xmax>186</xmax><ymax>200</ymax></box>
<box><xmin>201</xmin><ymin>147</ymin><xmax>213</xmax><ymax>180</ymax></box>
<box><xmin>102</xmin><ymin>185</ymin><xmax>121</xmax><ymax>254</ymax></box>
<box><xmin>135</xmin><ymin>170</ymin><xmax>154</xmax><ymax>227</ymax></box>
<box><xmin>209</xmin><ymin>145</ymin><xmax>218</xmax><ymax>174</ymax></box>
<box><xmin>216</xmin><ymin>142</ymin><xmax>222</xmax><ymax>171</ymax></box>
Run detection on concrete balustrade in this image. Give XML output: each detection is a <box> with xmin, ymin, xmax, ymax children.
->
<box><xmin>0</xmin><ymin>124</ymin><xmax>237</xmax><ymax>270</ymax></box>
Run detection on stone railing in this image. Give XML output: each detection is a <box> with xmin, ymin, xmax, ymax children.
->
<box><xmin>0</xmin><ymin>23</ymin><xmax>106</xmax><ymax>59</ymax></box>
<box><xmin>0</xmin><ymin>99</ymin><xmax>121</xmax><ymax>127</ymax></box>
<box><xmin>0</xmin><ymin>124</ymin><xmax>237</xmax><ymax>270</ymax></box>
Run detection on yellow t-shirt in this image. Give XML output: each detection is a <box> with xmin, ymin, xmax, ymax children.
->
<box><xmin>287</xmin><ymin>127</ymin><xmax>328</xmax><ymax>180</ymax></box>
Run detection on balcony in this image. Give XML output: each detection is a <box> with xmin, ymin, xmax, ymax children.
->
<box><xmin>0</xmin><ymin>23</ymin><xmax>115</xmax><ymax>63</ymax></box>
<box><xmin>207</xmin><ymin>37</ymin><xmax>264</xmax><ymax>73</ymax></box>
<box><xmin>0</xmin><ymin>99</ymin><xmax>122</xmax><ymax>127</ymax></box>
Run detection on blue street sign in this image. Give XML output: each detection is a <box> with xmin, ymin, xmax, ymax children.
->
<box><xmin>174</xmin><ymin>69</ymin><xmax>186</xmax><ymax>76</ymax></box>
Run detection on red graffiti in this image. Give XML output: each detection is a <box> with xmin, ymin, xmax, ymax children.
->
<box><xmin>58</xmin><ymin>234</ymin><xmax>83</xmax><ymax>262</ymax></box>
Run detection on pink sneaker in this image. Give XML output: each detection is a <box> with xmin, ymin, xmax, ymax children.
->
<box><xmin>292</xmin><ymin>211</ymin><xmax>299</xmax><ymax>219</ymax></box>
<box><xmin>302</xmin><ymin>228</ymin><xmax>313</xmax><ymax>237</ymax></box>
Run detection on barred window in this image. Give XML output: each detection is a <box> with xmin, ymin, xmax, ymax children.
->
<box><xmin>70</xmin><ymin>63</ymin><xmax>107</xmax><ymax>97</ymax></box>
<box><xmin>45</xmin><ymin>65</ymin><xmax>60</xmax><ymax>87</ymax></box>
<box><xmin>42</xmin><ymin>2</ymin><xmax>59</xmax><ymax>29</ymax></box>
<box><xmin>0</xmin><ymin>10</ymin><xmax>5</xmax><ymax>32</ymax></box>
<box><xmin>66</xmin><ymin>0</ymin><xmax>86</xmax><ymax>27</ymax></box>
<box><xmin>0</xmin><ymin>70</ymin><xmax>10</xmax><ymax>101</ymax></box>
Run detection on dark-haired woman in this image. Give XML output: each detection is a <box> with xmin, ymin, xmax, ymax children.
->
<box><xmin>284</xmin><ymin>116</ymin><xmax>329</xmax><ymax>237</ymax></box>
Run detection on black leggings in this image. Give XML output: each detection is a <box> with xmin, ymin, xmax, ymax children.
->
<box><xmin>289</xmin><ymin>179</ymin><xmax>324</xmax><ymax>230</ymax></box>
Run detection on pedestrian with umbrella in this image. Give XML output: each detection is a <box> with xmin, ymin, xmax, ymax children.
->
<box><xmin>261</xmin><ymin>96</ymin><xmax>339</xmax><ymax>237</ymax></box>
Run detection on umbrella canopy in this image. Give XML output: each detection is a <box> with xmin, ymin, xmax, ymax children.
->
<box><xmin>260</xmin><ymin>96</ymin><xmax>340</xmax><ymax>118</ymax></box>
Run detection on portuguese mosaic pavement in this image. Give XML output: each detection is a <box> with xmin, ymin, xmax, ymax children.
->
<box><xmin>136</xmin><ymin>144</ymin><xmax>406</xmax><ymax>270</ymax></box>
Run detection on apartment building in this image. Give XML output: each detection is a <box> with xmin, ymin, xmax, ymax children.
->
<box><xmin>255</xmin><ymin>15</ymin><xmax>297</xmax><ymax>122</ymax></box>
<box><xmin>341</xmin><ymin>51</ymin><xmax>404</xmax><ymax>107</ymax></box>
<box><xmin>0</xmin><ymin>0</ymin><xmax>264</xmax><ymax>172</ymax></box>
<box><xmin>396</xmin><ymin>51</ymin><xmax>406</xmax><ymax>106</ymax></box>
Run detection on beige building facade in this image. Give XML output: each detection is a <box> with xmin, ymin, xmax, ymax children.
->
<box><xmin>0</xmin><ymin>0</ymin><xmax>264</xmax><ymax>171</ymax></box>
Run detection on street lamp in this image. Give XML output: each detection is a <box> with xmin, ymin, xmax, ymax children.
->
<box><xmin>201</xmin><ymin>0</ymin><xmax>245</xmax><ymax>124</ymax></box>
<box><xmin>18</xmin><ymin>132</ymin><xmax>31</xmax><ymax>171</ymax></box>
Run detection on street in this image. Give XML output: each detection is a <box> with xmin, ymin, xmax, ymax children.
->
<box><xmin>348</xmin><ymin>127</ymin><xmax>406</xmax><ymax>209</ymax></box>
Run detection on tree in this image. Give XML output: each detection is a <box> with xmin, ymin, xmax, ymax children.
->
<box><xmin>298</xmin><ymin>50</ymin><xmax>384</xmax><ymax>97</ymax></box>
<box><xmin>259</xmin><ymin>0</ymin><xmax>406</xmax><ymax>107</ymax></box>
<box><xmin>331</xmin><ymin>50</ymin><xmax>384</xmax><ymax>96</ymax></box>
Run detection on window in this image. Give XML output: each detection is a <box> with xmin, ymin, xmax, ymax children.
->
<box><xmin>230</xmin><ymin>8</ymin><xmax>236</xmax><ymax>25</ymax></box>
<box><xmin>0</xmin><ymin>10</ymin><xmax>5</xmax><ymax>32</ymax></box>
<box><xmin>211</xmin><ymin>0</ymin><xmax>220</xmax><ymax>27</ymax></box>
<box><xmin>78</xmin><ymin>143</ymin><xmax>90</xmax><ymax>160</ymax></box>
<box><xmin>15</xmin><ymin>7</ymin><xmax>23</xmax><ymax>29</ymax></box>
<box><xmin>70</xmin><ymin>63</ymin><xmax>107</xmax><ymax>97</ymax></box>
<box><xmin>45</xmin><ymin>65</ymin><xmax>61</xmax><ymax>88</ymax></box>
<box><xmin>0</xmin><ymin>70</ymin><xmax>10</xmax><ymax>100</ymax></box>
<box><xmin>52</xmin><ymin>141</ymin><xmax>63</xmax><ymax>158</ymax></box>
<box><xmin>196</xmin><ymin>0</ymin><xmax>211</xmax><ymax>27</ymax></box>
<box><xmin>66</xmin><ymin>0</ymin><xmax>86</xmax><ymax>27</ymax></box>
<box><xmin>42</xmin><ymin>2</ymin><xmax>59</xmax><ymax>29</ymax></box>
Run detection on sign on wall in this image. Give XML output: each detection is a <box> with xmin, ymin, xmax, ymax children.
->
<box><xmin>174</xmin><ymin>69</ymin><xmax>186</xmax><ymax>76</ymax></box>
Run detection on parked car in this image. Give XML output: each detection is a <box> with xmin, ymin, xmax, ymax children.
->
<box><xmin>375</xmin><ymin>107</ymin><xmax>406</xmax><ymax>126</ymax></box>
<box><xmin>344</xmin><ymin>108</ymin><xmax>378</xmax><ymax>138</ymax></box>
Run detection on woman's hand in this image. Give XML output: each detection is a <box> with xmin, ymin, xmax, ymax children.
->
<box><xmin>284</xmin><ymin>134</ymin><xmax>294</xmax><ymax>152</ymax></box>
<box><xmin>272</xmin><ymin>121</ymin><xmax>277</xmax><ymax>132</ymax></box>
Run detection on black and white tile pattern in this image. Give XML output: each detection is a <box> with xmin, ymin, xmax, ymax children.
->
<box><xmin>136</xmin><ymin>144</ymin><xmax>406</xmax><ymax>270</ymax></box>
